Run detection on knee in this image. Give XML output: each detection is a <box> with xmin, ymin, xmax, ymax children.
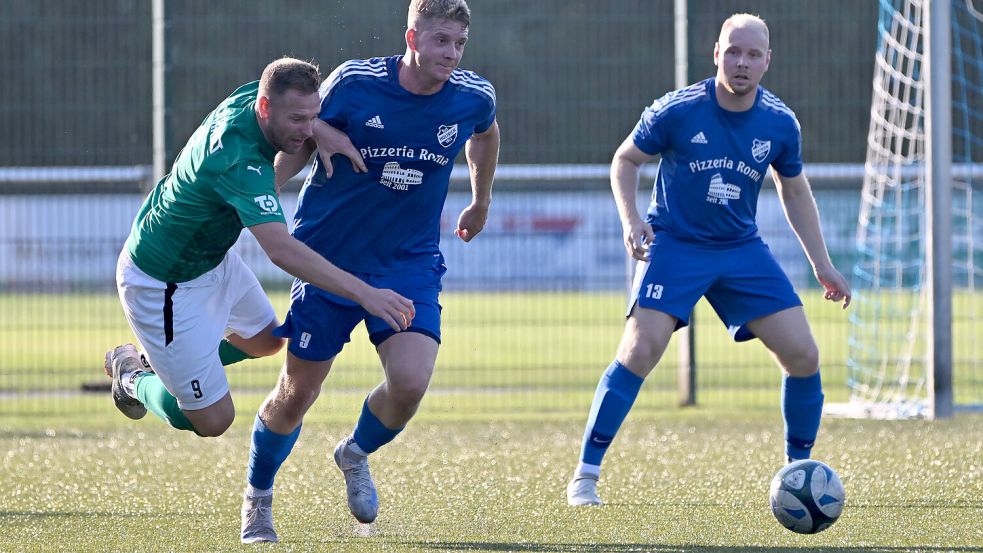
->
<box><xmin>193</xmin><ymin>412</ymin><xmax>235</xmax><ymax>437</ymax></box>
<box><xmin>275</xmin><ymin>379</ymin><xmax>321</xmax><ymax>421</ymax></box>
<box><xmin>388</xmin><ymin>373</ymin><xmax>430</xmax><ymax>407</ymax></box>
<box><xmin>784</xmin><ymin>342</ymin><xmax>820</xmax><ymax>377</ymax></box>
<box><xmin>616</xmin><ymin>335</ymin><xmax>662</xmax><ymax>377</ymax></box>
<box><xmin>614</xmin><ymin>311</ymin><xmax>676</xmax><ymax>377</ymax></box>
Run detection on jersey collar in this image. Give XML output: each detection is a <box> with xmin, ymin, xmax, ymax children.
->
<box><xmin>387</xmin><ymin>55</ymin><xmax>452</xmax><ymax>99</ymax></box>
<box><xmin>708</xmin><ymin>77</ymin><xmax>761</xmax><ymax>117</ymax></box>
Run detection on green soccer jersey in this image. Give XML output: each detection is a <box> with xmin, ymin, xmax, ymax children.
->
<box><xmin>126</xmin><ymin>81</ymin><xmax>286</xmax><ymax>283</ymax></box>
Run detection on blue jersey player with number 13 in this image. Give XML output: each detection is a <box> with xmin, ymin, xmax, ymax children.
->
<box><xmin>240</xmin><ymin>0</ymin><xmax>498</xmax><ymax>543</ymax></box>
<box><xmin>566</xmin><ymin>13</ymin><xmax>852</xmax><ymax>507</ymax></box>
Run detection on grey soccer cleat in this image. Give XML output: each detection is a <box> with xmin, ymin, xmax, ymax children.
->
<box><xmin>241</xmin><ymin>492</ymin><xmax>279</xmax><ymax>544</ymax></box>
<box><xmin>566</xmin><ymin>474</ymin><xmax>603</xmax><ymax>506</ymax></box>
<box><xmin>333</xmin><ymin>436</ymin><xmax>379</xmax><ymax>523</ymax></box>
<box><xmin>103</xmin><ymin>344</ymin><xmax>147</xmax><ymax>420</ymax></box>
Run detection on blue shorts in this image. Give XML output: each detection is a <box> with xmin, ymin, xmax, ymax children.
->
<box><xmin>274</xmin><ymin>264</ymin><xmax>445</xmax><ymax>361</ymax></box>
<box><xmin>629</xmin><ymin>233</ymin><xmax>802</xmax><ymax>342</ymax></box>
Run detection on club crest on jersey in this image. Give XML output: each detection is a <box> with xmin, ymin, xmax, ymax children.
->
<box><xmin>751</xmin><ymin>139</ymin><xmax>771</xmax><ymax>163</ymax></box>
<box><xmin>437</xmin><ymin>124</ymin><xmax>458</xmax><ymax>148</ymax></box>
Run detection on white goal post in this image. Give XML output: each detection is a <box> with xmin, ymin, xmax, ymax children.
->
<box><xmin>830</xmin><ymin>0</ymin><xmax>983</xmax><ymax>419</ymax></box>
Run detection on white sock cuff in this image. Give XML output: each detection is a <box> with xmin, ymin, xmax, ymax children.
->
<box><xmin>121</xmin><ymin>370</ymin><xmax>144</xmax><ymax>397</ymax></box>
<box><xmin>347</xmin><ymin>437</ymin><xmax>368</xmax><ymax>457</ymax></box>
<box><xmin>575</xmin><ymin>462</ymin><xmax>601</xmax><ymax>479</ymax></box>
<box><xmin>245</xmin><ymin>484</ymin><xmax>273</xmax><ymax>498</ymax></box>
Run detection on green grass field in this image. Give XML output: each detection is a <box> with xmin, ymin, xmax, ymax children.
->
<box><xmin>1</xmin><ymin>291</ymin><xmax>982</xmax><ymax>550</ymax></box>
<box><xmin>2</xmin><ymin>399</ymin><xmax>982</xmax><ymax>551</ymax></box>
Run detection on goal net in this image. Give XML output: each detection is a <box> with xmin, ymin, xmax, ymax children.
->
<box><xmin>833</xmin><ymin>0</ymin><xmax>982</xmax><ymax>419</ymax></box>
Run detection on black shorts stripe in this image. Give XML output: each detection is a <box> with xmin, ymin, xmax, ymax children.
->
<box><xmin>164</xmin><ymin>282</ymin><xmax>177</xmax><ymax>346</ymax></box>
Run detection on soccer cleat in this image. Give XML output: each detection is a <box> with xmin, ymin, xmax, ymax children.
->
<box><xmin>566</xmin><ymin>474</ymin><xmax>603</xmax><ymax>506</ymax></box>
<box><xmin>333</xmin><ymin>436</ymin><xmax>379</xmax><ymax>523</ymax></box>
<box><xmin>241</xmin><ymin>492</ymin><xmax>279</xmax><ymax>544</ymax></box>
<box><xmin>103</xmin><ymin>344</ymin><xmax>147</xmax><ymax>420</ymax></box>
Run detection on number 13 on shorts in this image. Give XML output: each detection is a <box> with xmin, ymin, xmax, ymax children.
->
<box><xmin>645</xmin><ymin>283</ymin><xmax>664</xmax><ymax>299</ymax></box>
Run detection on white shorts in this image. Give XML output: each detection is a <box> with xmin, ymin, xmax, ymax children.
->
<box><xmin>116</xmin><ymin>249</ymin><xmax>276</xmax><ymax>409</ymax></box>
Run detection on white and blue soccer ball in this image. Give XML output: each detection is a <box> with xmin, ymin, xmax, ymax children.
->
<box><xmin>769</xmin><ymin>459</ymin><xmax>844</xmax><ymax>534</ymax></box>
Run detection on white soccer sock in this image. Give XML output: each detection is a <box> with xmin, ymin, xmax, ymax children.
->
<box><xmin>121</xmin><ymin>370</ymin><xmax>144</xmax><ymax>397</ymax></box>
<box><xmin>575</xmin><ymin>462</ymin><xmax>601</xmax><ymax>479</ymax></box>
<box><xmin>347</xmin><ymin>438</ymin><xmax>368</xmax><ymax>458</ymax></box>
<box><xmin>245</xmin><ymin>484</ymin><xmax>273</xmax><ymax>498</ymax></box>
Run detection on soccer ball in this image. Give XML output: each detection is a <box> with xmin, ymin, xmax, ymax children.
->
<box><xmin>769</xmin><ymin>459</ymin><xmax>844</xmax><ymax>534</ymax></box>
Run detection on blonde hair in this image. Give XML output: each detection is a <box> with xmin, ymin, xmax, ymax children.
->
<box><xmin>259</xmin><ymin>57</ymin><xmax>320</xmax><ymax>97</ymax></box>
<box><xmin>719</xmin><ymin>13</ymin><xmax>769</xmax><ymax>43</ymax></box>
<box><xmin>408</xmin><ymin>0</ymin><xmax>470</xmax><ymax>29</ymax></box>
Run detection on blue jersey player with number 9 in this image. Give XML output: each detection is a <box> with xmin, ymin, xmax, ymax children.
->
<box><xmin>239</xmin><ymin>0</ymin><xmax>499</xmax><ymax>543</ymax></box>
<box><xmin>566</xmin><ymin>13</ymin><xmax>852</xmax><ymax>507</ymax></box>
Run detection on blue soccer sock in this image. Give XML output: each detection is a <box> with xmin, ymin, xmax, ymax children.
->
<box><xmin>246</xmin><ymin>414</ymin><xmax>302</xmax><ymax>492</ymax></box>
<box><xmin>578</xmin><ymin>361</ymin><xmax>644</xmax><ymax>471</ymax></box>
<box><xmin>352</xmin><ymin>398</ymin><xmax>403</xmax><ymax>455</ymax></box>
<box><xmin>782</xmin><ymin>371</ymin><xmax>824</xmax><ymax>460</ymax></box>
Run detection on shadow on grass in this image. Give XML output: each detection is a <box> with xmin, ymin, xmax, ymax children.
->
<box><xmin>408</xmin><ymin>544</ymin><xmax>983</xmax><ymax>553</ymax></box>
<box><xmin>606</xmin><ymin>499</ymin><xmax>983</xmax><ymax>509</ymax></box>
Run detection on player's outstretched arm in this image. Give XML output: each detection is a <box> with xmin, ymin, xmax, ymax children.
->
<box><xmin>249</xmin><ymin>221</ymin><xmax>415</xmax><ymax>330</ymax></box>
<box><xmin>273</xmin><ymin>139</ymin><xmax>316</xmax><ymax>195</ymax></box>
<box><xmin>772</xmin><ymin>170</ymin><xmax>852</xmax><ymax>308</ymax></box>
<box><xmin>611</xmin><ymin>137</ymin><xmax>655</xmax><ymax>261</ymax></box>
<box><xmin>456</xmin><ymin>120</ymin><xmax>500</xmax><ymax>242</ymax></box>
<box><xmin>312</xmin><ymin>119</ymin><xmax>366</xmax><ymax>178</ymax></box>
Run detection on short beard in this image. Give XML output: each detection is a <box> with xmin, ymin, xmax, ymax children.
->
<box><xmin>724</xmin><ymin>79</ymin><xmax>753</xmax><ymax>96</ymax></box>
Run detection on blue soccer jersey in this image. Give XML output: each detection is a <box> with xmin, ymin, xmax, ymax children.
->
<box><xmin>292</xmin><ymin>55</ymin><xmax>496</xmax><ymax>274</ymax></box>
<box><xmin>632</xmin><ymin>78</ymin><xmax>802</xmax><ymax>244</ymax></box>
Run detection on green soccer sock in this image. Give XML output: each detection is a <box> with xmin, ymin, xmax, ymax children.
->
<box><xmin>219</xmin><ymin>339</ymin><xmax>256</xmax><ymax>366</ymax></box>
<box><xmin>134</xmin><ymin>373</ymin><xmax>198</xmax><ymax>433</ymax></box>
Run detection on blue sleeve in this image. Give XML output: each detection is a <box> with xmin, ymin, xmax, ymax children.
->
<box><xmin>475</xmin><ymin>101</ymin><xmax>496</xmax><ymax>134</ymax></box>
<box><xmin>474</xmin><ymin>83</ymin><xmax>497</xmax><ymax>134</ymax></box>
<box><xmin>772</xmin><ymin>117</ymin><xmax>803</xmax><ymax>178</ymax></box>
<box><xmin>318</xmin><ymin>66</ymin><xmax>351</xmax><ymax>131</ymax></box>
<box><xmin>631</xmin><ymin>99</ymin><xmax>670</xmax><ymax>155</ymax></box>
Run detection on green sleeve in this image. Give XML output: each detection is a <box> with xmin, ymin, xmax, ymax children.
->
<box><xmin>214</xmin><ymin>161</ymin><xmax>287</xmax><ymax>227</ymax></box>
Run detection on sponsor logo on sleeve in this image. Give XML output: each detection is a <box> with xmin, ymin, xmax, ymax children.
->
<box><xmin>253</xmin><ymin>194</ymin><xmax>280</xmax><ymax>214</ymax></box>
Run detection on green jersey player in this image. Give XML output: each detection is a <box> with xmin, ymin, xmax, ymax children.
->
<box><xmin>106</xmin><ymin>57</ymin><xmax>415</xmax><ymax>439</ymax></box>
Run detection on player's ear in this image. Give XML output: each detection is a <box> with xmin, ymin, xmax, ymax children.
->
<box><xmin>256</xmin><ymin>96</ymin><xmax>271</xmax><ymax>120</ymax></box>
<box><xmin>713</xmin><ymin>42</ymin><xmax>720</xmax><ymax>66</ymax></box>
<box><xmin>406</xmin><ymin>28</ymin><xmax>417</xmax><ymax>51</ymax></box>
